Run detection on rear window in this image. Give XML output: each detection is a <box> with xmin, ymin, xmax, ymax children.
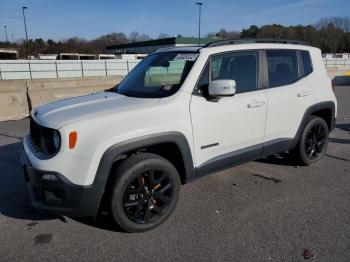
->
<box><xmin>301</xmin><ymin>51</ymin><xmax>313</xmax><ymax>76</ymax></box>
<box><xmin>266</xmin><ymin>50</ymin><xmax>298</xmax><ymax>87</ymax></box>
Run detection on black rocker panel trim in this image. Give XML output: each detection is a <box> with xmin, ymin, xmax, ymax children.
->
<box><xmin>196</xmin><ymin>144</ymin><xmax>262</xmax><ymax>177</ymax></box>
<box><xmin>261</xmin><ymin>138</ymin><xmax>292</xmax><ymax>157</ymax></box>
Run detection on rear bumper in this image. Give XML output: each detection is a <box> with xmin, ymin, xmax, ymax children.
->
<box><xmin>21</xmin><ymin>150</ymin><xmax>103</xmax><ymax>217</ymax></box>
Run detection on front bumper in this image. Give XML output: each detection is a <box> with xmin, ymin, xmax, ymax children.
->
<box><xmin>21</xmin><ymin>150</ymin><xmax>103</xmax><ymax>217</ymax></box>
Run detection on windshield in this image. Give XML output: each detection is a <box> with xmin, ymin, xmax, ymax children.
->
<box><xmin>115</xmin><ymin>51</ymin><xmax>199</xmax><ymax>98</ymax></box>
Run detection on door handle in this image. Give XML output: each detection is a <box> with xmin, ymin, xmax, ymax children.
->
<box><xmin>247</xmin><ymin>101</ymin><xmax>265</xmax><ymax>108</ymax></box>
<box><xmin>297</xmin><ymin>91</ymin><xmax>309</xmax><ymax>97</ymax></box>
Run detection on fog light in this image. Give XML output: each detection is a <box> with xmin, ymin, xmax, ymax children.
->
<box><xmin>43</xmin><ymin>190</ymin><xmax>64</xmax><ymax>204</ymax></box>
<box><xmin>42</xmin><ymin>174</ymin><xmax>58</xmax><ymax>181</ymax></box>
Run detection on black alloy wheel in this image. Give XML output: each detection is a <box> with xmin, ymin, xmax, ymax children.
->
<box><xmin>110</xmin><ymin>153</ymin><xmax>180</xmax><ymax>232</ymax></box>
<box><xmin>304</xmin><ymin>122</ymin><xmax>328</xmax><ymax>160</ymax></box>
<box><xmin>123</xmin><ymin>170</ymin><xmax>174</xmax><ymax>224</ymax></box>
<box><xmin>293</xmin><ymin>116</ymin><xmax>329</xmax><ymax>166</ymax></box>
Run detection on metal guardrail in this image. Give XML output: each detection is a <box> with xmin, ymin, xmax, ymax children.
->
<box><xmin>0</xmin><ymin>59</ymin><xmax>140</xmax><ymax>80</ymax></box>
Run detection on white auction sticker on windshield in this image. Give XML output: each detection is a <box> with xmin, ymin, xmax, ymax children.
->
<box><xmin>174</xmin><ymin>53</ymin><xmax>199</xmax><ymax>61</ymax></box>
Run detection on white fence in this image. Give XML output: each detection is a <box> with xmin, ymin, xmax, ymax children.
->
<box><xmin>0</xmin><ymin>59</ymin><xmax>141</xmax><ymax>80</ymax></box>
<box><xmin>323</xmin><ymin>58</ymin><xmax>350</xmax><ymax>69</ymax></box>
<box><xmin>0</xmin><ymin>58</ymin><xmax>349</xmax><ymax>80</ymax></box>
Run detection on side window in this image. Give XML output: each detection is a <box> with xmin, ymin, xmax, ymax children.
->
<box><xmin>197</xmin><ymin>63</ymin><xmax>210</xmax><ymax>97</ymax></box>
<box><xmin>266</xmin><ymin>50</ymin><xmax>298</xmax><ymax>87</ymax></box>
<box><xmin>211</xmin><ymin>58</ymin><xmax>223</xmax><ymax>79</ymax></box>
<box><xmin>197</xmin><ymin>63</ymin><xmax>209</xmax><ymax>88</ymax></box>
<box><xmin>211</xmin><ymin>51</ymin><xmax>259</xmax><ymax>93</ymax></box>
<box><xmin>301</xmin><ymin>51</ymin><xmax>313</xmax><ymax>76</ymax></box>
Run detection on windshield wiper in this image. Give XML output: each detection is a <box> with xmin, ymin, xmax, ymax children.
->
<box><xmin>119</xmin><ymin>91</ymin><xmax>144</xmax><ymax>98</ymax></box>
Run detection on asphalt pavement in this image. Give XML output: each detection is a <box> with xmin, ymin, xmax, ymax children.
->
<box><xmin>0</xmin><ymin>86</ymin><xmax>349</xmax><ymax>262</ymax></box>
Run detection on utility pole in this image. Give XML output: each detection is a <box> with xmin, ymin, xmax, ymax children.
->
<box><xmin>196</xmin><ymin>2</ymin><xmax>203</xmax><ymax>46</ymax></box>
<box><xmin>4</xmin><ymin>25</ymin><xmax>9</xmax><ymax>42</ymax></box>
<box><xmin>22</xmin><ymin>6</ymin><xmax>30</xmax><ymax>58</ymax></box>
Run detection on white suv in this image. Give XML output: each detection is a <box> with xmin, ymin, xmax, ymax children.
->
<box><xmin>22</xmin><ymin>40</ymin><xmax>337</xmax><ymax>232</ymax></box>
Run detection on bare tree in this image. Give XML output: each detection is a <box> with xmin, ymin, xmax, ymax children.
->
<box><xmin>208</xmin><ymin>28</ymin><xmax>240</xmax><ymax>39</ymax></box>
<box><xmin>315</xmin><ymin>17</ymin><xmax>350</xmax><ymax>32</ymax></box>
<box><xmin>129</xmin><ymin>31</ymin><xmax>152</xmax><ymax>42</ymax></box>
<box><xmin>158</xmin><ymin>33</ymin><xmax>170</xmax><ymax>39</ymax></box>
<box><xmin>129</xmin><ymin>31</ymin><xmax>140</xmax><ymax>42</ymax></box>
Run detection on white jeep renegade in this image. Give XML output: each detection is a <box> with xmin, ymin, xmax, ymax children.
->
<box><xmin>22</xmin><ymin>40</ymin><xmax>337</xmax><ymax>232</ymax></box>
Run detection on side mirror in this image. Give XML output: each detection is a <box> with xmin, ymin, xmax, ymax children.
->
<box><xmin>208</xmin><ymin>79</ymin><xmax>236</xmax><ymax>98</ymax></box>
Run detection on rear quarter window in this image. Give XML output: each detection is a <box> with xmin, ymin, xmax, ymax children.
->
<box><xmin>301</xmin><ymin>51</ymin><xmax>313</xmax><ymax>76</ymax></box>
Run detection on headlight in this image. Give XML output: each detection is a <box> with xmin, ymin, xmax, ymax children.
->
<box><xmin>52</xmin><ymin>130</ymin><xmax>61</xmax><ymax>152</ymax></box>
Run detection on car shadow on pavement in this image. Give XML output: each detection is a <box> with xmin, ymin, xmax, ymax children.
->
<box><xmin>335</xmin><ymin>123</ymin><xmax>350</xmax><ymax>132</ymax></box>
<box><xmin>73</xmin><ymin>213</ymin><xmax>125</xmax><ymax>232</ymax></box>
<box><xmin>328</xmin><ymin>138</ymin><xmax>350</xmax><ymax>145</ymax></box>
<box><xmin>0</xmin><ymin>142</ymin><xmax>60</xmax><ymax>221</ymax></box>
<box><xmin>256</xmin><ymin>153</ymin><xmax>298</xmax><ymax>167</ymax></box>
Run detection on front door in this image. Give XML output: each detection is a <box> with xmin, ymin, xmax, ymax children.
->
<box><xmin>190</xmin><ymin>51</ymin><xmax>267</xmax><ymax>174</ymax></box>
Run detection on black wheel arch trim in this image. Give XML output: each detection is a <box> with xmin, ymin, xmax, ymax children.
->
<box><xmin>290</xmin><ymin>100</ymin><xmax>336</xmax><ymax>149</ymax></box>
<box><xmin>93</xmin><ymin>131</ymin><xmax>195</xmax><ymax>191</ymax></box>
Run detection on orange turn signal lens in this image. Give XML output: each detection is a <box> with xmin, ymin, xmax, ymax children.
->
<box><xmin>69</xmin><ymin>131</ymin><xmax>78</xmax><ymax>149</ymax></box>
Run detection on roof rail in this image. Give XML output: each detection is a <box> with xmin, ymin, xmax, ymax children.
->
<box><xmin>155</xmin><ymin>46</ymin><xmax>201</xmax><ymax>52</ymax></box>
<box><xmin>204</xmin><ymin>39</ymin><xmax>309</xmax><ymax>48</ymax></box>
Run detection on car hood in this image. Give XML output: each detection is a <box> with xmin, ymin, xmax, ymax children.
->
<box><xmin>32</xmin><ymin>92</ymin><xmax>159</xmax><ymax>129</ymax></box>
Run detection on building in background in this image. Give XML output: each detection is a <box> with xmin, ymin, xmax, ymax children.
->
<box><xmin>98</xmin><ymin>54</ymin><xmax>116</xmax><ymax>60</ymax></box>
<box><xmin>59</xmin><ymin>53</ymin><xmax>80</xmax><ymax>60</ymax></box>
<box><xmin>38</xmin><ymin>54</ymin><xmax>58</xmax><ymax>60</ymax></box>
<box><xmin>0</xmin><ymin>49</ymin><xmax>19</xmax><ymax>60</ymax></box>
<box><xmin>79</xmin><ymin>54</ymin><xmax>96</xmax><ymax>60</ymax></box>
<box><xmin>114</xmin><ymin>54</ymin><xmax>147</xmax><ymax>60</ymax></box>
<box><xmin>106</xmin><ymin>36</ymin><xmax>216</xmax><ymax>55</ymax></box>
<box><xmin>322</xmin><ymin>53</ymin><xmax>350</xmax><ymax>59</ymax></box>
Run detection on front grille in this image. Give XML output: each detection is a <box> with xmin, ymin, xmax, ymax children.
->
<box><xmin>29</xmin><ymin>117</ymin><xmax>59</xmax><ymax>157</ymax></box>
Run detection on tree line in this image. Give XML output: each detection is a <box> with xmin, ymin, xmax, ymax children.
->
<box><xmin>0</xmin><ymin>31</ymin><xmax>155</xmax><ymax>58</ymax></box>
<box><xmin>209</xmin><ymin>17</ymin><xmax>350</xmax><ymax>53</ymax></box>
<box><xmin>0</xmin><ymin>17</ymin><xmax>349</xmax><ymax>58</ymax></box>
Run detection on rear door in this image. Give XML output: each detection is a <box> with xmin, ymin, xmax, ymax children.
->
<box><xmin>263</xmin><ymin>49</ymin><xmax>315</xmax><ymax>153</ymax></box>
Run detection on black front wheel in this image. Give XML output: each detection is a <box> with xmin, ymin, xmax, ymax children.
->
<box><xmin>110</xmin><ymin>153</ymin><xmax>180</xmax><ymax>232</ymax></box>
<box><xmin>293</xmin><ymin>116</ymin><xmax>329</xmax><ymax>166</ymax></box>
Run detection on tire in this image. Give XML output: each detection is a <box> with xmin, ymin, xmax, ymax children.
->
<box><xmin>292</xmin><ymin>116</ymin><xmax>329</xmax><ymax>166</ymax></box>
<box><xmin>110</xmin><ymin>153</ymin><xmax>180</xmax><ymax>233</ymax></box>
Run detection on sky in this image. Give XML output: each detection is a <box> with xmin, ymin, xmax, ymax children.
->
<box><xmin>0</xmin><ymin>0</ymin><xmax>349</xmax><ymax>41</ymax></box>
